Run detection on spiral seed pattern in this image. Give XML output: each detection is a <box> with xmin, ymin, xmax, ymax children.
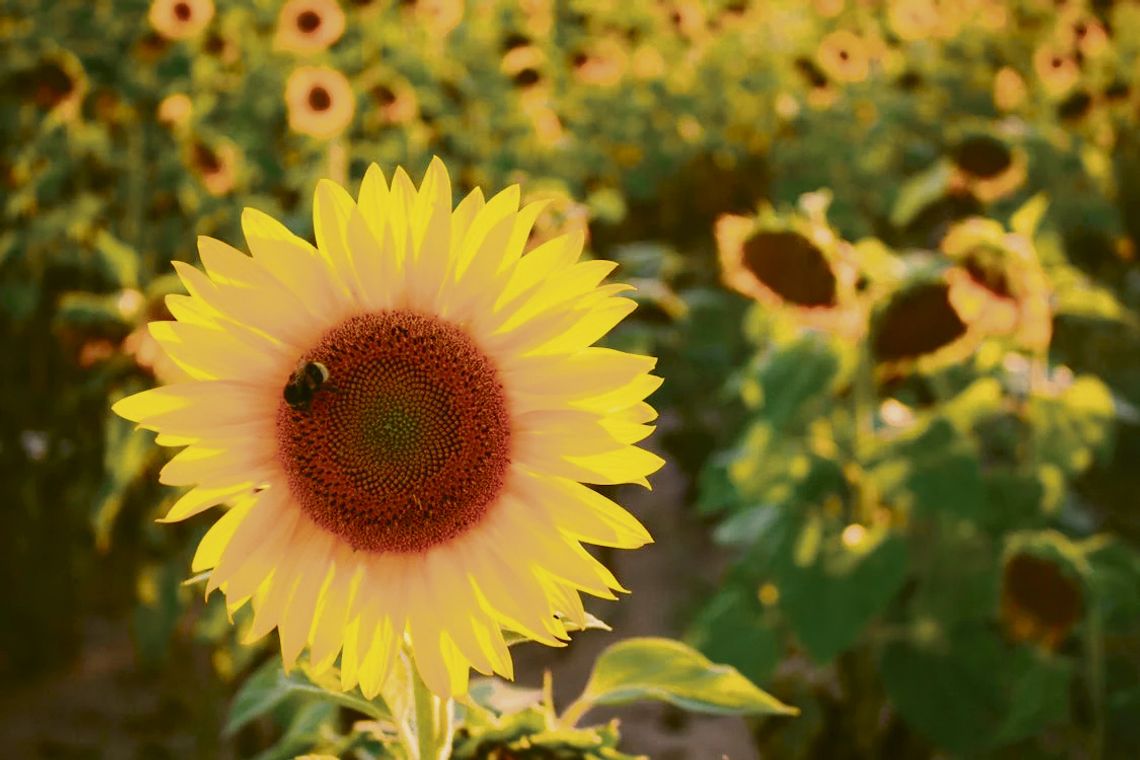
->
<box><xmin>276</xmin><ymin>311</ymin><xmax>512</xmax><ymax>553</ymax></box>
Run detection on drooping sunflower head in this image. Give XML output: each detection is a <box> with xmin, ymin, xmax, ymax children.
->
<box><xmin>949</xmin><ymin>132</ymin><xmax>1028</xmax><ymax>203</ymax></box>
<box><xmin>715</xmin><ymin>201</ymin><xmax>864</xmax><ymax>337</ymax></box>
<box><xmin>941</xmin><ymin>217</ymin><xmax>1052</xmax><ymax>351</ymax></box>
<box><xmin>870</xmin><ymin>271</ymin><xmax>980</xmax><ymax>375</ymax></box>
<box><xmin>999</xmin><ymin>538</ymin><xmax>1084</xmax><ymax>652</ymax></box>
<box><xmin>113</xmin><ymin>159</ymin><xmax>662</xmax><ymax>698</ymax></box>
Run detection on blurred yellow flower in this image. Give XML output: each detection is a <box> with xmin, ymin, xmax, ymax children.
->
<box><xmin>992</xmin><ymin>67</ymin><xmax>1028</xmax><ymax>112</ymax></box>
<box><xmin>871</xmin><ymin>276</ymin><xmax>981</xmax><ymax>375</ymax></box>
<box><xmin>148</xmin><ymin>0</ymin><xmax>214</xmax><ymax>41</ymax></box>
<box><xmin>25</xmin><ymin>53</ymin><xmax>86</xmax><ymax>123</ymax></box>
<box><xmin>572</xmin><ymin>37</ymin><xmax>629</xmax><ymax>88</ymax></box>
<box><xmin>1033</xmin><ymin>43</ymin><xmax>1080</xmax><ymax>98</ymax></box>
<box><xmin>157</xmin><ymin>93</ymin><xmax>192</xmax><ymax>129</ymax></box>
<box><xmin>286</xmin><ymin>66</ymin><xmax>356</xmax><ymax>139</ymax></box>
<box><xmin>941</xmin><ymin>217</ymin><xmax>1052</xmax><ymax>351</ymax></box>
<box><xmin>187</xmin><ymin>139</ymin><xmax>240</xmax><ymax>196</ymax></box>
<box><xmin>274</xmin><ymin>0</ymin><xmax>346</xmax><ymax>55</ymax></box>
<box><xmin>816</xmin><ymin>29</ymin><xmax>870</xmax><ymax>84</ymax></box>
<box><xmin>113</xmin><ymin>159</ymin><xmax>661</xmax><ymax>698</ymax></box>
<box><xmin>949</xmin><ymin>133</ymin><xmax>1028</xmax><ymax>203</ymax></box>
<box><xmin>887</xmin><ymin>0</ymin><xmax>940</xmax><ymax>41</ymax></box>
<box><xmin>368</xmin><ymin>79</ymin><xmax>418</xmax><ymax>126</ymax></box>
<box><xmin>716</xmin><ymin>209</ymin><xmax>863</xmax><ymax>337</ymax></box>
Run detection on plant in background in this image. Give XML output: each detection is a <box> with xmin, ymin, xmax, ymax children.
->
<box><xmin>693</xmin><ymin>187</ymin><xmax>1139</xmax><ymax>757</ymax></box>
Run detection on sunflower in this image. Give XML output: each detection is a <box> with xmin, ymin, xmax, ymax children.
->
<box><xmin>157</xmin><ymin>93</ymin><xmax>193</xmax><ymax>130</ymax></box>
<box><xmin>285</xmin><ymin>66</ymin><xmax>356</xmax><ymax>139</ymax></box>
<box><xmin>870</xmin><ymin>274</ymin><xmax>981</xmax><ymax>375</ymax></box>
<box><xmin>816</xmin><ymin>29</ymin><xmax>871</xmax><ymax>84</ymax></box>
<box><xmin>23</xmin><ymin>52</ymin><xmax>86</xmax><ymax>123</ymax></box>
<box><xmin>187</xmin><ymin>138</ymin><xmax>240</xmax><ymax>197</ymax></box>
<box><xmin>274</xmin><ymin>0</ymin><xmax>346</xmax><ymax>55</ymax></box>
<box><xmin>948</xmin><ymin>133</ymin><xmax>1028</xmax><ymax>203</ymax></box>
<box><xmin>999</xmin><ymin>550</ymin><xmax>1082</xmax><ymax>651</ymax></box>
<box><xmin>148</xmin><ymin>0</ymin><xmax>215</xmax><ymax>41</ymax></box>
<box><xmin>941</xmin><ymin>217</ymin><xmax>1052</xmax><ymax>351</ymax></box>
<box><xmin>992</xmin><ymin>67</ymin><xmax>1028</xmax><ymax>112</ymax></box>
<box><xmin>715</xmin><ymin>204</ymin><xmax>863</xmax><ymax>337</ymax></box>
<box><xmin>112</xmin><ymin>159</ymin><xmax>662</xmax><ymax>698</ymax></box>
<box><xmin>1033</xmin><ymin>43</ymin><xmax>1080</xmax><ymax>98</ymax></box>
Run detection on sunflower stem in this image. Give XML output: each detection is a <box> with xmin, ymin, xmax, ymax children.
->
<box><xmin>852</xmin><ymin>339</ymin><xmax>875</xmax><ymax>524</ymax></box>
<box><xmin>410</xmin><ymin>660</ymin><xmax>453</xmax><ymax>760</ymax></box>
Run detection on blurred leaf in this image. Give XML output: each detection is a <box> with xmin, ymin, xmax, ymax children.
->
<box><xmin>881</xmin><ymin>626</ymin><xmax>1070</xmax><ymax>754</ymax></box>
<box><xmin>778</xmin><ymin>534</ymin><xmax>908</xmax><ymax>662</ymax></box>
<box><xmin>131</xmin><ymin>560</ymin><xmax>184</xmax><ymax>668</ymax></box>
<box><xmin>571</xmin><ymin>637</ymin><xmax>797</xmax><ymax>719</ymax></box>
<box><xmin>872</xmin><ymin>419</ymin><xmax>986</xmax><ymax>520</ymax></box>
<box><xmin>468</xmin><ymin>679</ymin><xmax>543</xmax><ymax>716</ymax></box>
<box><xmin>754</xmin><ymin>336</ymin><xmax>840</xmax><ymax>431</ymax></box>
<box><xmin>688</xmin><ymin>586</ymin><xmax>780</xmax><ymax>685</ymax></box>
<box><xmin>93</xmin><ymin>406</ymin><xmax>154</xmax><ymax>551</ymax></box>
<box><xmin>249</xmin><ymin>701</ymin><xmax>337</xmax><ymax>760</ymax></box>
<box><xmin>890</xmin><ymin>160</ymin><xmax>952</xmax><ymax>229</ymax></box>
<box><xmin>93</xmin><ymin>229</ymin><xmax>139</xmax><ymax>289</ymax></box>
<box><xmin>226</xmin><ymin>660</ymin><xmax>388</xmax><ymax>737</ymax></box>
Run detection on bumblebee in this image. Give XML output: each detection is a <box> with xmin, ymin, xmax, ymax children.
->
<box><xmin>283</xmin><ymin>361</ymin><xmax>330</xmax><ymax>411</ymax></box>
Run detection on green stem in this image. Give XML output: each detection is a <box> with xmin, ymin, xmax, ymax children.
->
<box><xmin>410</xmin><ymin>660</ymin><xmax>453</xmax><ymax>760</ymax></box>
<box><xmin>1087</xmin><ymin>596</ymin><xmax>1106</xmax><ymax>760</ymax></box>
<box><xmin>852</xmin><ymin>340</ymin><xmax>875</xmax><ymax>524</ymax></box>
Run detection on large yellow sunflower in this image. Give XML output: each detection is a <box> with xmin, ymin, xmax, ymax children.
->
<box><xmin>113</xmin><ymin>159</ymin><xmax>662</xmax><ymax>698</ymax></box>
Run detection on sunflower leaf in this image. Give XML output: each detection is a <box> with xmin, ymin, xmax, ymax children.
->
<box><xmin>226</xmin><ymin>660</ymin><xmax>389</xmax><ymax>737</ymax></box>
<box><xmin>565</xmin><ymin>637</ymin><xmax>797</xmax><ymax>724</ymax></box>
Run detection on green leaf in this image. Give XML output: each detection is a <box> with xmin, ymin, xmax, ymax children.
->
<box><xmin>871</xmin><ymin>419</ymin><xmax>986</xmax><ymax>520</ymax></box>
<box><xmin>778</xmin><ymin>534</ymin><xmax>908</xmax><ymax>663</ymax></box>
<box><xmin>225</xmin><ymin>660</ymin><xmax>388</xmax><ymax>737</ymax></box>
<box><xmin>890</xmin><ymin>159</ymin><xmax>952</xmax><ymax>229</ymax></box>
<box><xmin>754</xmin><ymin>337</ymin><xmax>839</xmax><ymax>432</ymax></box>
<box><xmin>881</xmin><ymin>626</ymin><xmax>1070</xmax><ymax>754</ymax></box>
<box><xmin>571</xmin><ymin>637</ymin><xmax>797</xmax><ymax>720</ymax></box>
<box><xmin>688</xmin><ymin>587</ymin><xmax>780</xmax><ymax>685</ymax></box>
<box><xmin>249</xmin><ymin>701</ymin><xmax>337</xmax><ymax>760</ymax></box>
<box><xmin>93</xmin><ymin>229</ymin><xmax>139</xmax><ymax>289</ymax></box>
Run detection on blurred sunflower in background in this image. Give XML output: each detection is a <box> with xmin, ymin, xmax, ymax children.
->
<box><xmin>716</xmin><ymin>199</ymin><xmax>864</xmax><ymax>337</ymax></box>
<box><xmin>285</xmin><ymin>65</ymin><xmax>355</xmax><ymax>139</ymax></box>
<box><xmin>148</xmin><ymin>0</ymin><xmax>214</xmax><ymax>41</ymax></box>
<box><xmin>999</xmin><ymin>541</ymin><xmax>1084</xmax><ymax>652</ymax></box>
<box><xmin>113</xmin><ymin>159</ymin><xmax>662</xmax><ymax>698</ymax></box>
<box><xmin>274</xmin><ymin>0</ymin><xmax>346</xmax><ymax>55</ymax></box>
<box><xmin>949</xmin><ymin>132</ymin><xmax>1028</xmax><ymax>204</ymax></box>
<box><xmin>870</xmin><ymin>273</ymin><xmax>981</xmax><ymax>375</ymax></box>
<box><xmin>941</xmin><ymin>217</ymin><xmax>1052</xmax><ymax>352</ymax></box>
<box><xmin>186</xmin><ymin>138</ymin><xmax>241</xmax><ymax>197</ymax></box>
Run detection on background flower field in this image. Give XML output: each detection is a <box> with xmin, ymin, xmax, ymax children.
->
<box><xmin>3</xmin><ymin>0</ymin><xmax>1140</xmax><ymax>757</ymax></box>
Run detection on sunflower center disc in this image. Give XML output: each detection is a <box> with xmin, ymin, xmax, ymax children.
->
<box><xmin>276</xmin><ymin>311</ymin><xmax>512</xmax><ymax>554</ymax></box>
